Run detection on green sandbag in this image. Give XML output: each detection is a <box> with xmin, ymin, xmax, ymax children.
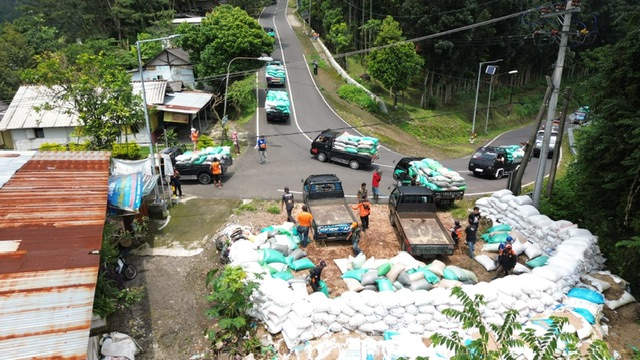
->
<box><xmin>486</xmin><ymin>232</ymin><xmax>511</xmax><ymax>244</ymax></box>
<box><xmin>290</xmin><ymin>258</ymin><xmax>315</xmax><ymax>271</ymax></box>
<box><xmin>487</xmin><ymin>223</ymin><xmax>512</xmax><ymax>233</ymax></box>
<box><xmin>446</xmin><ymin>265</ymin><xmax>478</xmax><ymax>284</ymax></box>
<box><xmin>526</xmin><ymin>255</ymin><xmax>549</xmax><ymax>268</ymax></box>
<box><xmin>415</xmin><ymin>267</ymin><xmax>440</xmax><ymax>284</ymax></box>
<box><xmin>442</xmin><ymin>267</ymin><xmax>459</xmax><ymax>281</ymax></box>
<box><xmin>261</xmin><ymin>225</ymin><xmax>275</xmax><ymax>233</ymax></box>
<box><xmin>273</xmin><ymin>271</ymin><xmax>294</xmax><ymax>281</ymax></box>
<box><xmin>263</xmin><ymin>264</ymin><xmax>278</xmax><ymax>275</ymax></box>
<box><xmin>375</xmin><ymin>278</ymin><xmax>395</xmax><ymax>292</ymax></box>
<box><xmin>341</xmin><ymin>268</ymin><xmax>368</xmax><ymax>281</ymax></box>
<box><xmin>261</xmin><ymin>248</ymin><xmax>287</xmax><ymax>264</ymax></box>
<box><xmin>318</xmin><ymin>280</ymin><xmax>329</xmax><ymax>296</ymax></box>
<box><xmin>277</xmin><ymin>228</ymin><xmax>293</xmax><ymax>236</ymax></box>
<box><xmin>377</xmin><ymin>262</ymin><xmax>392</xmax><ymax>276</ymax></box>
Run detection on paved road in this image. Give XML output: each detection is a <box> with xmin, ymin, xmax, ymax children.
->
<box><xmin>181</xmin><ymin>2</ymin><xmax>552</xmax><ymax>201</ymax></box>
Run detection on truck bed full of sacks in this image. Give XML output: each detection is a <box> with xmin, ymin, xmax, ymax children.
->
<box><xmin>332</xmin><ymin>131</ymin><xmax>379</xmax><ymax>158</ymax></box>
<box><xmin>174</xmin><ymin>146</ymin><xmax>232</xmax><ymax>165</ymax></box>
<box><xmin>406</xmin><ymin>158</ymin><xmax>466</xmax><ymax>192</ymax></box>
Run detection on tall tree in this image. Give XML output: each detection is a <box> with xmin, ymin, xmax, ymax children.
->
<box><xmin>367</xmin><ymin>16</ymin><xmax>424</xmax><ymax>107</ymax></box>
<box><xmin>176</xmin><ymin>5</ymin><xmax>274</xmax><ymax>82</ymax></box>
<box><xmin>22</xmin><ymin>52</ymin><xmax>144</xmax><ymax>150</ymax></box>
<box><xmin>0</xmin><ymin>23</ymin><xmax>31</xmax><ymax>101</ymax></box>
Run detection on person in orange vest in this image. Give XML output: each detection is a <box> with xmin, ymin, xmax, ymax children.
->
<box><xmin>210</xmin><ymin>157</ymin><xmax>222</xmax><ymax>188</ymax></box>
<box><xmin>351</xmin><ymin>196</ymin><xmax>371</xmax><ymax>232</ymax></box>
<box><xmin>190</xmin><ymin>128</ymin><xmax>200</xmax><ymax>151</ymax></box>
<box><xmin>296</xmin><ymin>205</ymin><xmax>313</xmax><ymax>247</ymax></box>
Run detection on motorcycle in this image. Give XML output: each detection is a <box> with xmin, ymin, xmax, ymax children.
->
<box><xmin>115</xmin><ymin>254</ymin><xmax>137</xmax><ymax>281</ymax></box>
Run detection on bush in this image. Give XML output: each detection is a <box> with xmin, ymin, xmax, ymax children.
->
<box><xmin>112</xmin><ymin>142</ymin><xmax>143</xmax><ymax>160</ymax></box>
<box><xmin>337</xmin><ymin>84</ymin><xmax>379</xmax><ymax>113</ymax></box>
<box><xmin>39</xmin><ymin>142</ymin><xmax>67</xmax><ymax>151</ymax></box>
<box><xmin>69</xmin><ymin>142</ymin><xmax>90</xmax><ymax>151</ymax></box>
<box><xmin>266</xmin><ymin>204</ymin><xmax>280</xmax><ymax>214</ymax></box>
<box><xmin>198</xmin><ymin>134</ymin><xmax>215</xmax><ymax>150</ymax></box>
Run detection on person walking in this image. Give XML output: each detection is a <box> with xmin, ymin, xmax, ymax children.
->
<box><xmin>190</xmin><ymin>128</ymin><xmax>200</xmax><ymax>151</ymax></box>
<box><xmin>313</xmin><ymin>60</ymin><xmax>318</xmax><ymax>75</ymax></box>
<box><xmin>281</xmin><ymin>187</ymin><xmax>295</xmax><ymax>222</ymax></box>
<box><xmin>255</xmin><ymin>135</ymin><xmax>268</xmax><ymax>164</ymax></box>
<box><xmin>357</xmin><ymin>182</ymin><xmax>368</xmax><ymax>200</ymax></box>
<box><xmin>170</xmin><ymin>169</ymin><xmax>182</xmax><ymax>197</ymax></box>
<box><xmin>232</xmin><ymin>130</ymin><xmax>240</xmax><ymax>155</ymax></box>
<box><xmin>465</xmin><ymin>224</ymin><xmax>477</xmax><ymax>259</ymax></box>
<box><xmin>347</xmin><ymin>222</ymin><xmax>362</xmax><ymax>256</ymax></box>
<box><xmin>296</xmin><ymin>205</ymin><xmax>313</xmax><ymax>247</ymax></box>
<box><xmin>211</xmin><ymin>157</ymin><xmax>222</xmax><ymax>188</ymax></box>
<box><xmin>371</xmin><ymin>168</ymin><xmax>382</xmax><ymax>201</ymax></box>
<box><xmin>309</xmin><ymin>260</ymin><xmax>327</xmax><ymax>292</ymax></box>
<box><xmin>351</xmin><ymin>197</ymin><xmax>371</xmax><ymax>232</ymax></box>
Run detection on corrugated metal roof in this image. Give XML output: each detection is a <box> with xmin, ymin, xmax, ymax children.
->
<box><xmin>146</xmin><ymin>48</ymin><xmax>191</xmax><ymax>67</ymax></box>
<box><xmin>0</xmin><ymin>151</ymin><xmax>111</xmax><ymax>359</ymax></box>
<box><xmin>155</xmin><ymin>91</ymin><xmax>212</xmax><ymax>114</ymax></box>
<box><xmin>0</xmin><ymin>86</ymin><xmax>79</xmax><ymax>131</ymax></box>
<box><xmin>131</xmin><ymin>80</ymin><xmax>167</xmax><ymax>105</ymax></box>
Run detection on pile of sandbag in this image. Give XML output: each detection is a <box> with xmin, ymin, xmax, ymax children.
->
<box><xmin>499</xmin><ymin>145</ymin><xmax>525</xmax><ymax>162</ymax></box>
<box><xmin>408</xmin><ymin>158</ymin><xmax>467</xmax><ymax>191</ymax></box>
<box><xmin>174</xmin><ymin>146</ymin><xmax>231</xmax><ymax>165</ymax></box>
<box><xmin>332</xmin><ymin>131</ymin><xmax>379</xmax><ymax>157</ymax></box>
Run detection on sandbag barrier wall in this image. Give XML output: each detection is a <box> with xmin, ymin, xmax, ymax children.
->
<box><xmin>225</xmin><ymin>190</ymin><xmax>631</xmax><ymax>354</ymax></box>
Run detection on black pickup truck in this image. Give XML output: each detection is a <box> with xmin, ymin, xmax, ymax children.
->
<box><xmin>468</xmin><ymin>145</ymin><xmax>522</xmax><ymax>180</ymax></box>
<box><xmin>388</xmin><ymin>186</ymin><xmax>455</xmax><ymax>257</ymax></box>
<box><xmin>392</xmin><ymin>157</ymin><xmax>466</xmax><ymax>206</ymax></box>
<box><xmin>302</xmin><ymin>174</ymin><xmax>358</xmax><ymax>242</ymax></box>
<box><xmin>309</xmin><ymin>129</ymin><xmax>378</xmax><ymax>170</ymax></box>
<box><xmin>160</xmin><ymin>145</ymin><xmax>233</xmax><ymax>185</ymax></box>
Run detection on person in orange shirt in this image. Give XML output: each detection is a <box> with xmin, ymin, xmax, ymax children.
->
<box><xmin>190</xmin><ymin>128</ymin><xmax>200</xmax><ymax>151</ymax></box>
<box><xmin>296</xmin><ymin>205</ymin><xmax>313</xmax><ymax>247</ymax></box>
<box><xmin>351</xmin><ymin>196</ymin><xmax>371</xmax><ymax>232</ymax></box>
<box><xmin>210</xmin><ymin>157</ymin><xmax>222</xmax><ymax>188</ymax></box>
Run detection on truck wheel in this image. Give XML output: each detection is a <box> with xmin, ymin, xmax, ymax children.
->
<box><xmin>348</xmin><ymin>159</ymin><xmax>360</xmax><ymax>170</ymax></box>
<box><xmin>198</xmin><ymin>173</ymin><xmax>213</xmax><ymax>184</ymax></box>
<box><xmin>389</xmin><ymin>213</ymin><xmax>396</xmax><ymax>227</ymax></box>
<box><xmin>317</xmin><ymin>153</ymin><xmax>327</xmax><ymax>162</ymax></box>
<box><xmin>495</xmin><ymin>169</ymin><xmax>504</xmax><ymax>180</ymax></box>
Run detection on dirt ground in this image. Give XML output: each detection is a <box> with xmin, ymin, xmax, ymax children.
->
<box><xmin>107</xmin><ymin>199</ymin><xmax>640</xmax><ymax>359</ymax></box>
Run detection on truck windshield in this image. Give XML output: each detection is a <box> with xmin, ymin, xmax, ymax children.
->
<box><xmin>473</xmin><ymin>151</ymin><xmax>497</xmax><ymax>160</ymax></box>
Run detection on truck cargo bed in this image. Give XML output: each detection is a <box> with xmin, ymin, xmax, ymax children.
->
<box><xmin>308</xmin><ymin>200</ymin><xmax>354</xmax><ymax>225</ymax></box>
<box><xmin>397</xmin><ymin>217</ymin><xmax>450</xmax><ymax>245</ymax></box>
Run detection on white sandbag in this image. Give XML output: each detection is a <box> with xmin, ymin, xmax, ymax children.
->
<box><xmin>528</xmin><ymin>214</ymin><xmax>554</xmax><ymax>228</ymax></box>
<box><xmin>413</xmin><ymin>290</ymin><xmax>435</xmax><ymax>307</ymax></box>
<box><xmin>518</xmin><ymin>205</ymin><xmax>540</xmax><ymax>218</ymax></box>
<box><xmin>475</xmin><ymin>197</ymin><xmax>492</xmax><ymax>207</ymax></box>
<box><xmin>563</xmin><ymin>296</ymin><xmax>603</xmax><ymax>319</ymax></box>
<box><xmin>308</xmin><ymin>292</ymin><xmax>331</xmax><ymax>312</ymax></box>
<box><xmin>492</xmin><ymin>189</ymin><xmax>513</xmax><ymax>198</ymax></box>
<box><xmin>581</xmin><ymin>275</ymin><xmax>611</xmax><ymax>293</ymax></box>
<box><xmin>475</xmin><ymin>254</ymin><xmax>497</xmax><ymax>271</ymax></box>
<box><xmin>499</xmin><ymin>194</ymin><xmax>516</xmax><ymax>204</ymax></box>
<box><xmin>288</xmin><ymin>310</ymin><xmax>313</xmax><ymax>329</ymax></box>
<box><xmin>427</xmin><ymin>259</ymin><xmax>446</xmax><ymax>277</ymax></box>
<box><xmin>351</xmin><ymin>252</ymin><xmax>366</xmax><ymax>270</ymax></box>
<box><xmin>513</xmin><ymin>195</ymin><xmax>533</xmax><ymax>206</ymax></box>
<box><xmin>511</xmin><ymin>240</ymin><xmax>526</xmax><ymax>256</ymax></box>
<box><xmin>524</xmin><ymin>242</ymin><xmax>543</xmax><ymax>259</ymax></box>
<box><xmin>409</xmin><ymin>271</ymin><xmax>425</xmax><ymax>282</ymax></box>
<box><xmin>390</xmin><ymin>251</ymin><xmax>424</xmax><ymax>269</ymax></box>
<box><xmin>328</xmin><ymin>322</ymin><xmax>343</xmax><ymax>332</ymax></box>
<box><xmin>562</xmin><ymin>228</ymin><xmax>594</xmax><ymax>240</ymax></box>
<box><xmin>396</xmin><ymin>288</ymin><xmax>415</xmax><ymax>307</ymax></box>
<box><xmin>348</xmin><ymin>313</ymin><xmax>367</xmax><ymax>328</ymax></box>
<box><xmin>512</xmin><ymin>263</ymin><xmax>531</xmax><ymax>274</ymax></box>
<box><xmin>482</xmin><ymin>243</ymin><xmax>501</xmax><ymax>252</ymax></box>
<box><xmin>282</xmin><ymin>318</ymin><xmax>305</xmax><ymax>339</ymax></box>
<box><xmin>343</xmin><ymin>277</ymin><xmax>365</xmax><ymax>292</ymax></box>
<box><xmin>605</xmin><ymin>291</ymin><xmax>636</xmax><ymax>310</ymax></box>
<box><xmin>438</xmin><ymin>279</ymin><xmax>463</xmax><ymax>289</ymax></box>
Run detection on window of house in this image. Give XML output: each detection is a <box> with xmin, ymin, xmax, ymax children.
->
<box><xmin>35</xmin><ymin>128</ymin><xmax>45</xmax><ymax>138</ymax></box>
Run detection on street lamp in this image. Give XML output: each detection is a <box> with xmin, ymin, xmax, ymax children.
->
<box><xmin>484</xmin><ymin>69</ymin><xmax>518</xmax><ymax>133</ymax></box>
<box><xmin>136</xmin><ymin>34</ymin><xmax>181</xmax><ymax>204</ymax></box>
<box><xmin>222</xmin><ymin>55</ymin><xmax>273</xmax><ymax>124</ymax></box>
<box><xmin>507</xmin><ymin>70</ymin><xmax>518</xmax><ymax>117</ymax></box>
<box><xmin>472</xmin><ymin>59</ymin><xmax>502</xmax><ymax>142</ymax></box>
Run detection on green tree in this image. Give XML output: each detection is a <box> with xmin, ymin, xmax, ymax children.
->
<box><xmin>22</xmin><ymin>52</ymin><xmax>144</xmax><ymax>150</ymax></box>
<box><xmin>0</xmin><ymin>23</ymin><xmax>31</xmax><ymax>100</ymax></box>
<box><xmin>367</xmin><ymin>16</ymin><xmax>424</xmax><ymax>108</ymax></box>
<box><xmin>177</xmin><ymin>5</ymin><xmax>274</xmax><ymax>82</ymax></box>
<box><xmin>327</xmin><ymin>22</ymin><xmax>353</xmax><ymax>68</ymax></box>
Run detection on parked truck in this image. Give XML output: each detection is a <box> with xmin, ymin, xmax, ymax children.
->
<box><xmin>160</xmin><ymin>145</ymin><xmax>233</xmax><ymax>184</ymax></box>
<box><xmin>393</xmin><ymin>157</ymin><xmax>466</xmax><ymax>206</ymax></box>
<box><xmin>388</xmin><ymin>186</ymin><xmax>455</xmax><ymax>257</ymax></box>
<box><xmin>265</xmin><ymin>89</ymin><xmax>290</xmax><ymax>122</ymax></box>
<box><xmin>309</xmin><ymin>129</ymin><xmax>379</xmax><ymax>170</ymax></box>
<box><xmin>302</xmin><ymin>174</ymin><xmax>358</xmax><ymax>242</ymax></box>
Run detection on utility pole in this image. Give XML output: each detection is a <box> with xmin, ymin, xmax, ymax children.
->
<box><xmin>545</xmin><ymin>87</ymin><xmax>572</xmax><ymax>197</ymax></box>
<box><xmin>532</xmin><ymin>0</ymin><xmax>577</xmax><ymax>208</ymax></box>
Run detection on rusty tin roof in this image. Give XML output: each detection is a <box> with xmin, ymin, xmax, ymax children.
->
<box><xmin>0</xmin><ymin>151</ymin><xmax>111</xmax><ymax>359</ymax></box>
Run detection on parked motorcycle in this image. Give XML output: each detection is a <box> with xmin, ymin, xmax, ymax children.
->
<box><xmin>115</xmin><ymin>254</ymin><xmax>137</xmax><ymax>281</ymax></box>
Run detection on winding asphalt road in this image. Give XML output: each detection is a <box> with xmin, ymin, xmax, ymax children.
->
<box><xmin>182</xmin><ymin>2</ymin><xmax>552</xmax><ymax>201</ymax></box>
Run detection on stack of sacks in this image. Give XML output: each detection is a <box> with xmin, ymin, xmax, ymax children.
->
<box><xmin>499</xmin><ymin>145</ymin><xmax>525</xmax><ymax>163</ymax></box>
<box><xmin>175</xmin><ymin>146</ymin><xmax>231</xmax><ymax>164</ymax></box>
<box><xmin>408</xmin><ymin>158</ymin><xmax>467</xmax><ymax>191</ymax></box>
<box><xmin>580</xmin><ymin>271</ymin><xmax>637</xmax><ymax>311</ymax></box>
<box><xmin>332</xmin><ymin>131</ymin><xmax>379</xmax><ymax>157</ymax></box>
<box><xmin>561</xmin><ymin>287</ymin><xmax>605</xmax><ymax>326</ymax></box>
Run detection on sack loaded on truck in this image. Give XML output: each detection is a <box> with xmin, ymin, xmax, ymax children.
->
<box><xmin>310</xmin><ymin>129</ymin><xmax>379</xmax><ymax>170</ymax></box>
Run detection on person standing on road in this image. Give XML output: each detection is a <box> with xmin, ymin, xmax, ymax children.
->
<box><xmin>190</xmin><ymin>128</ymin><xmax>199</xmax><ymax>151</ymax></box>
<box><xmin>313</xmin><ymin>60</ymin><xmax>318</xmax><ymax>75</ymax></box>
<box><xmin>232</xmin><ymin>130</ymin><xmax>240</xmax><ymax>155</ymax></box>
<box><xmin>281</xmin><ymin>187</ymin><xmax>295</xmax><ymax>222</ymax></box>
<box><xmin>351</xmin><ymin>197</ymin><xmax>371</xmax><ymax>232</ymax></box>
<box><xmin>465</xmin><ymin>224</ymin><xmax>477</xmax><ymax>259</ymax></box>
<box><xmin>211</xmin><ymin>157</ymin><xmax>222</xmax><ymax>188</ymax></box>
<box><xmin>357</xmin><ymin>182</ymin><xmax>368</xmax><ymax>200</ymax></box>
<box><xmin>371</xmin><ymin>168</ymin><xmax>382</xmax><ymax>201</ymax></box>
<box><xmin>297</xmin><ymin>205</ymin><xmax>313</xmax><ymax>247</ymax></box>
<box><xmin>255</xmin><ymin>135</ymin><xmax>268</xmax><ymax>164</ymax></box>
<box><xmin>170</xmin><ymin>169</ymin><xmax>182</xmax><ymax>197</ymax></box>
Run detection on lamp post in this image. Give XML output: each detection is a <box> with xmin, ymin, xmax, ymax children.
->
<box><xmin>484</xmin><ymin>69</ymin><xmax>518</xmax><ymax>133</ymax></box>
<box><xmin>136</xmin><ymin>34</ymin><xmax>181</xmax><ymax>204</ymax></box>
<box><xmin>471</xmin><ymin>59</ymin><xmax>502</xmax><ymax>142</ymax></box>
<box><xmin>222</xmin><ymin>55</ymin><xmax>273</xmax><ymax>124</ymax></box>
<box><xmin>507</xmin><ymin>70</ymin><xmax>518</xmax><ymax>117</ymax></box>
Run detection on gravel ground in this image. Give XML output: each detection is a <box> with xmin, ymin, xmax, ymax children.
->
<box><xmin>106</xmin><ymin>198</ymin><xmax>640</xmax><ymax>359</ymax></box>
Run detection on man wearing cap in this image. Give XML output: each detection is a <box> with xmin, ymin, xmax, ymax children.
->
<box><xmin>494</xmin><ymin>243</ymin><xmax>517</xmax><ymax>279</ymax></box>
<box><xmin>346</xmin><ymin>222</ymin><xmax>362</xmax><ymax>256</ymax></box>
<box><xmin>309</xmin><ymin>260</ymin><xmax>327</xmax><ymax>292</ymax></box>
<box><xmin>497</xmin><ymin>236</ymin><xmax>514</xmax><ymax>263</ymax></box>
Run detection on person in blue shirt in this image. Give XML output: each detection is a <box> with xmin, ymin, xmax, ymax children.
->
<box><xmin>255</xmin><ymin>135</ymin><xmax>268</xmax><ymax>164</ymax></box>
<box><xmin>496</xmin><ymin>235</ymin><xmax>514</xmax><ymax>266</ymax></box>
